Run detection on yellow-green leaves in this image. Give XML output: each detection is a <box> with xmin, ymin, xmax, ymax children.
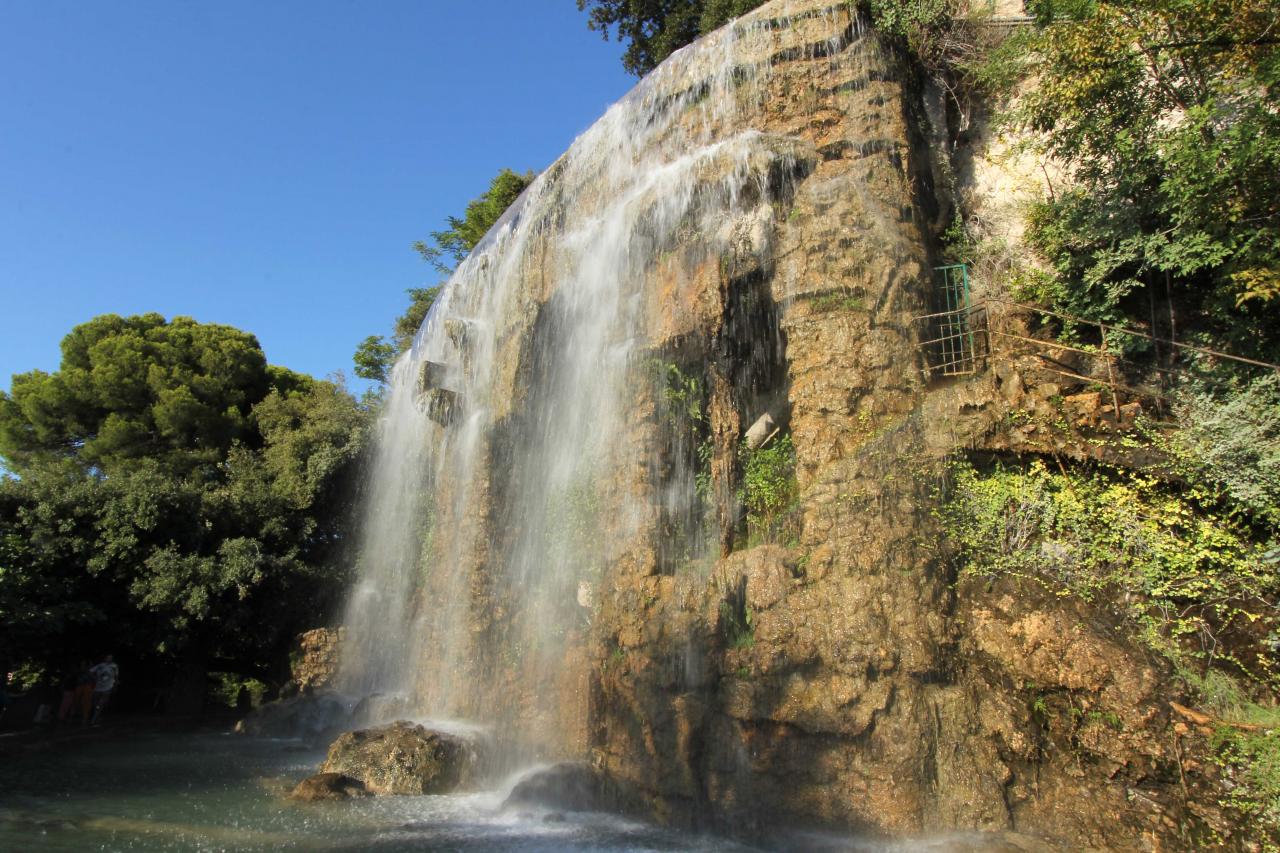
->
<box><xmin>938</xmin><ymin>455</ymin><xmax>1277</xmax><ymax>682</ymax></box>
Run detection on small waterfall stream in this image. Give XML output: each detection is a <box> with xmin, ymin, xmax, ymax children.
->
<box><xmin>339</xmin><ymin>0</ymin><xmax>862</xmax><ymax>759</ymax></box>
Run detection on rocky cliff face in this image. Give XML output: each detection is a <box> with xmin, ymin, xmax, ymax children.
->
<box><xmin>339</xmin><ymin>1</ymin><xmax>1237</xmax><ymax>848</ymax></box>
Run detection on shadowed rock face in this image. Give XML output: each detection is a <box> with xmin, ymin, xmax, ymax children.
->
<box><xmin>502</xmin><ymin>762</ymin><xmax>605</xmax><ymax>813</ymax></box>
<box><xmin>321</xmin><ymin>722</ymin><xmax>478</xmax><ymax>795</ymax></box>
<box><xmin>334</xmin><ymin>0</ymin><xmax>1227</xmax><ymax>848</ymax></box>
<box><xmin>287</xmin><ymin>772</ymin><xmax>369</xmax><ymax>802</ymax></box>
<box><xmin>233</xmin><ymin>692</ymin><xmax>353</xmax><ymax>744</ymax></box>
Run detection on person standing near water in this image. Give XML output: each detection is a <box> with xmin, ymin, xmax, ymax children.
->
<box><xmin>88</xmin><ymin>654</ymin><xmax>119</xmax><ymax>726</ymax></box>
<box><xmin>73</xmin><ymin>661</ymin><xmax>95</xmax><ymax>724</ymax></box>
<box><xmin>57</xmin><ymin>664</ymin><xmax>82</xmax><ymax>723</ymax></box>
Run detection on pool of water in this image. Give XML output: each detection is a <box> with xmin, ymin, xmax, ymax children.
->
<box><xmin>0</xmin><ymin>728</ymin><xmax>757</xmax><ymax>852</ymax></box>
<box><xmin>0</xmin><ymin>726</ymin><xmax>1059</xmax><ymax>852</ymax></box>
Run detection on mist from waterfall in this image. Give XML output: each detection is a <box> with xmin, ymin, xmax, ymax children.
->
<box><xmin>338</xmin><ymin>1</ymin><xmax>862</xmax><ymax>754</ymax></box>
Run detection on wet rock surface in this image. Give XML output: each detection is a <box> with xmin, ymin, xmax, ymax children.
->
<box><xmin>320</xmin><ymin>721</ymin><xmax>478</xmax><ymax>795</ymax></box>
<box><xmin>287</xmin><ymin>772</ymin><xmax>369</xmax><ymax>802</ymax></box>
<box><xmin>290</xmin><ymin>628</ymin><xmax>343</xmax><ymax>691</ymax></box>
<box><xmin>502</xmin><ymin>762</ymin><xmax>605</xmax><ymax>813</ymax></box>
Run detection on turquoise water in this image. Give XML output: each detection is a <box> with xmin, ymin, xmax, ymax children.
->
<box><xmin>0</xmin><ymin>728</ymin><xmax>1053</xmax><ymax>851</ymax></box>
<box><xmin>0</xmin><ymin>729</ymin><xmax>756</xmax><ymax>852</ymax></box>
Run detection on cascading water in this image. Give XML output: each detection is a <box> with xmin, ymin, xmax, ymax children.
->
<box><xmin>339</xmin><ymin>0</ymin><xmax>864</xmax><ymax>761</ymax></box>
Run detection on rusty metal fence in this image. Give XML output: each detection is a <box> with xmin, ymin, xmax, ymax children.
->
<box><xmin>914</xmin><ymin>265</ymin><xmax>1280</xmax><ymax>411</ymax></box>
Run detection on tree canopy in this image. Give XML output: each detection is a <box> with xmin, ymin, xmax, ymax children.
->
<box><xmin>999</xmin><ymin>0</ymin><xmax>1280</xmax><ymax>355</ymax></box>
<box><xmin>0</xmin><ymin>315</ymin><xmax>367</xmax><ymax>699</ymax></box>
<box><xmin>576</xmin><ymin>0</ymin><xmax>767</xmax><ymax>76</ymax></box>
<box><xmin>0</xmin><ymin>314</ymin><xmax>274</xmax><ymax>473</ymax></box>
<box><xmin>413</xmin><ymin>168</ymin><xmax>534</xmax><ymax>275</ymax></box>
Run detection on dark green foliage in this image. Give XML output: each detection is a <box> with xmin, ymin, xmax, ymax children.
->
<box><xmin>413</xmin><ymin>169</ymin><xmax>534</xmax><ymax>275</ymax></box>
<box><xmin>0</xmin><ymin>466</ymin><xmax>106</xmax><ymax>655</ymax></box>
<box><xmin>739</xmin><ymin>434</ymin><xmax>798</xmax><ymax>544</ymax></box>
<box><xmin>654</xmin><ymin>360</ymin><xmax>704</xmax><ymax>425</ymax></box>
<box><xmin>576</xmin><ymin>0</ymin><xmax>766</xmax><ymax>76</ymax></box>
<box><xmin>391</xmin><ymin>287</ymin><xmax>442</xmax><ymax>353</ymax></box>
<box><xmin>1002</xmin><ymin>0</ymin><xmax>1280</xmax><ymax>355</ymax></box>
<box><xmin>358</xmin><ymin>167</ymin><xmax>531</xmax><ymax>384</ymax></box>
<box><xmin>0</xmin><ymin>314</ymin><xmax>271</xmax><ymax>473</ymax></box>
<box><xmin>867</xmin><ymin>0</ymin><xmax>950</xmax><ymax>36</ymax></box>
<box><xmin>352</xmin><ymin>287</ymin><xmax>440</xmax><ymax>384</ymax></box>
<box><xmin>698</xmin><ymin>0</ymin><xmax>768</xmax><ymax>34</ymax></box>
<box><xmin>352</xmin><ymin>335</ymin><xmax>396</xmax><ymax>385</ymax></box>
<box><xmin>865</xmin><ymin>0</ymin><xmax>984</xmax><ymax>93</ymax></box>
<box><xmin>0</xmin><ymin>315</ymin><xmax>367</xmax><ymax>690</ymax></box>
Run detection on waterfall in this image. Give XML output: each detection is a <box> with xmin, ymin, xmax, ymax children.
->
<box><xmin>339</xmin><ymin>0</ymin><xmax>865</xmax><ymax>757</ymax></box>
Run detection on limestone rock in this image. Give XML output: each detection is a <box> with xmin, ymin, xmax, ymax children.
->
<box><xmin>502</xmin><ymin>762</ymin><xmax>604</xmax><ymax>813</ymax></box>
<box><xmin>320</xmin><ymin>721</ymin><xmax>478</xmax><ymax>795</ymax></box>
<box><xmin>287</xmin><ymin>772</ymin><xmax>369</xmax><ymax>802</ymax></box>
<box><xmin>290</xmin><ymin>628</ymin><xmax>343</xmax><ymax>691</ymax></box>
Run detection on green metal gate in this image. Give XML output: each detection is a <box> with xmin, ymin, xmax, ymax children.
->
<box><xmin>924</xmin><ymin>264</ymin><xmax>978</xmax><ymax>376</ymax></box>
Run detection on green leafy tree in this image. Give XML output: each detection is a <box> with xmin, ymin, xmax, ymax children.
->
<box><xmin>1001</xmin><ymin>0</ymin><xmax>1280</xmax><ymax>354</ymax></box>
<box><xmin>576</xmin><ymin>0</ymin><xmax>767</xmax><ymax>76</ymax></box>
<box><xmin>0</xmin><ymin>467</ymin><xmax>109</xmax><ymax>662</ymax></box>
<box><xmin>352</xmin><ymin>335</ymin><xmax>397</xmax><ymax>385</ymax></box>
<box><xmin>0</xmin><ymin>314</ymin><xmax>271</xmax><ymax>473</ymax></box>
<box><xmin>1165</xmin><ymin>373</ymin><xmax>1280</xmax><ymax>527</ymax></box>
<box><xmin>356</xmin><ymin>167</ymin><xmax>533</xmax><ymax>384</ymax></box>
<box><xmin>353</xmin><ymin>287</ymin><xmax>441</xmax><ymax>384</ymax></box>
<box><xmin>413</xmin><ymin>168</ymin><xmax>534</xmax><ymax>274</ymax></box>
<box><xmin>0</xmin><ymin>315</ymin><xmax>367</xmax><ymax>699</ymax></box>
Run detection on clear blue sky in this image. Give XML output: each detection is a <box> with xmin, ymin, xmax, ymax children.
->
<box><xmin>0</xmin><ymin>1</ymin><xmax>632</xmax><ymax>394</ymax></box>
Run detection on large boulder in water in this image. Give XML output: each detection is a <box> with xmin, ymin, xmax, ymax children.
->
<box><xmin>321</xmin><ymin>720</ymin><xmax>478</xmax><ymax>795</ymax></box>
<box><xmin>502</xmin><ymin>762</ymin><xmax>604</xmax><ymax>813</ymax></box>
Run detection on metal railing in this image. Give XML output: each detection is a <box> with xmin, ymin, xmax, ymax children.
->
<box><xmin>913</xmin><ymin>293</ymin><xmax>1280</xmax><ymax>414</ymax></box>
<box><xmin>919</xmin><ymin>264</ymin><xmax>981</xmax><ymax>377</ymax></box>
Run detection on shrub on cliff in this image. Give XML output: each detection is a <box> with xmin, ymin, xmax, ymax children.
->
<box><xmin>937</xmin><ymin>456</ymin><xmax>1277</xmax><ymax>683</ymax></box>
<box><xmin>995</xmin><ymin>0</ymin><xmax>1280</xmax><ymax>357</ymax></box>
<box><xmin>740</xmin><ymin>434</ymin><xmax>798</xmax><ymax>545</ymax></box>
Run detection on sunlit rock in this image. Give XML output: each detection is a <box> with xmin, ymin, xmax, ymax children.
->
<box><xmin>320</xmin><ymin>721</ymin><xmax>479</xmax><ymax>795</ymax></box>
